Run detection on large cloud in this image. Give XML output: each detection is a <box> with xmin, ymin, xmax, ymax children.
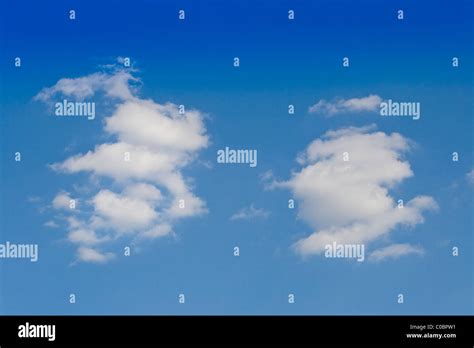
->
<box><xmin>271</xmin><ymin>125</ymin><xmax>437</xmax><ymax>259</ymax></box>
<box><xmin>36</xmin><ymin>63</ymin><xmax>209</xmax><ymax>263</ymax></box>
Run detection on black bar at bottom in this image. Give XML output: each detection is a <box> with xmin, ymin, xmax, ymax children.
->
<box><xmin>0</xmin><ymin>315</ymin><xmax>472</xmax><ymax>346</ymax></box>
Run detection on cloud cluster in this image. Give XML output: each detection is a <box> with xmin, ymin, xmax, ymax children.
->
<box><xmin>308</xmin><ymin>95</ymin><xmax>382</xmax><ymax>116</ymax></box>
<box><xmin>272</xmin><ymin>125</ymin><xmax>437</xmax><ymax>259</ymax></box>
<box><xmin>37</xmin><ymin>64</ymin><xmax>209</xmax><ymax>263</ymax></box>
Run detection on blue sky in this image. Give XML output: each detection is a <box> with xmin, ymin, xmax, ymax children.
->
<box><xmin>0</xmin><ymin>0</ymin><xmax>472</xmax><ymax>315</ymax></box>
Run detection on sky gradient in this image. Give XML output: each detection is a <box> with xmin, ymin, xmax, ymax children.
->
<box><xmin>0</xmin><ymin>0</ymin><xmax>473</xmax><ymax>315</ymax></box>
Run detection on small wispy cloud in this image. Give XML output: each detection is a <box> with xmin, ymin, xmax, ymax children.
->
<box><xmin>52</xmin><ymin>191</ymin><xmax>78</xmax><ymax>211</ymax></box>
<box><xmin>44</xmin><ymin>220</ymin><xmax>59</xmax><ymax>228</ymax></box>
<box><xmin>466</xmin><ymin>168</ymin><xmax>474</xmax><ymax>186</ymax></box>
<box><xmin>308</xmin><ymin>95</ymin><xmax>382</xmax><ymax>116</ymax></box>
<box><xmin>76</xmin><ymin>247</ymin><xmax>115</xmax><ymax>264</ymax></box>
<box><xmin>369</xmin><ymin>244</ymin><xmax>424</xmax><ymax>262</ymax></box>
<box><xmin>27</xmin><ymin>196</ymin><xmax>41</xmax><ymax>203</ymax></box>
<box><xmin>230</xmin><ymin>204</ymin><xmax>270</xmax><ymax>221</ymax></box>
<box><xmin>260</xmin><ymin>170</ymin><xmax>277</xmax><ymax>190</ymax></box>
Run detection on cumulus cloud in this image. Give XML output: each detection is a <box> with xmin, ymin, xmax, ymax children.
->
<box><xmin>51</xmin><ymin>142</ymin><xmax>181</xmax><ymax>181</ymax></box>
<box><xmin>91</xmin><ymin>189</ymin><xmax>159</xmax><ymax>233</ymax></box>
<box><xmin>36</xmin><ymin>62</ymin><xmax>209</xmax><ymax>263</ymax></box>
<box><xmin>369</xmin><ymin>243</ymin><xmax>424</xmax><ymax>262</ymax></box>
<box><xmin>271</xmin><ymin>125</ymin><xmax>437</xmax><ymax>258</ymax></box>
<box><xmin>105</xmin><ymin>100</ymin><xmax>208</xmax><ymax>152</ymax></box>
<box><xmin>230</xmin><ymin>204</ymin><xmax>270</xmax><ymax>221</ymax></box>
<box><xmin>308</xmin><ymin>95</ymin><xmax>382</xmax><ymax>116</ymax></box>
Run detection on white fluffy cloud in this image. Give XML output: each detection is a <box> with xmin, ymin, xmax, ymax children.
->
<box><xmin>308</xmin><ymin>95</ymin><xmax>382</xmax><ymax>116</ymax></box>
<box><xmin>272</xmin><ymin>125</ymin><xmax>437</xmax><ymax>258</ymax></box>
<box><xmin>52</xmin><ymin>142</ymin><xmax>182</xmax><ymax>181</ymax></box>
<box><xmin>37</xmin><ymin>63</ymin><xmax>209</xmax><ymax>263</ymax></box>
<box><xmin>105</xmin><ymin>100</ymin><xmax>208</xmax><ymax>152</ymax></box>
<box><xmin>91</xmin><ymin>189</ymin><xmax>159</xmax><ymax>233</ymax></box>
